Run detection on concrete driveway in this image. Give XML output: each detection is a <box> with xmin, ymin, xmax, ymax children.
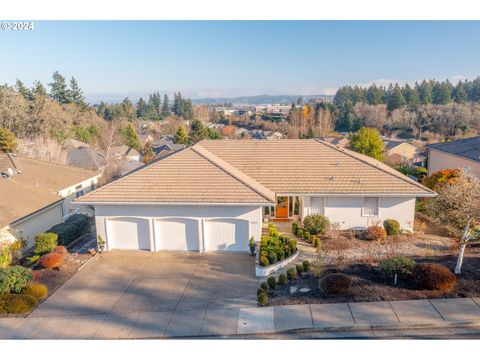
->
<box><xmin>31</xmin><ymin>251</ymin><xmax>258</xmax><ymax>318</ymax></box>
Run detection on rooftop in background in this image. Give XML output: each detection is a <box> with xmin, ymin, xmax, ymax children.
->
<box><xmin>427</xmin><ymin>136</ymin><xmax>480</xmax><ymax>163</ymax></box>
<box><xmin>0</xmin><ymin>153</ymin><xmax>100</xmax><ymax>227</ymax></box>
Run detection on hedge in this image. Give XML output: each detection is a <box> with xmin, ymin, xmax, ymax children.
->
<box><xmin>47</xmin><ymin>214</ymin><xmax>90</xmax><ymax>246</ymax></box>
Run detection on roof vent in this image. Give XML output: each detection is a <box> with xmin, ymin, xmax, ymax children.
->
<box><xmin>356</xmin><ymin>178</ymin><xmax>362</xmax><ymax>184</ymax></box>
<box><xmin>329</xmin><ymin>176</ymin><xmax>334</xmax><ymax>181</ymax></box>
<box><xmin>336</xmin><ymin>161</ymin><xmax>340</xmax><ymax>167</ymax></box>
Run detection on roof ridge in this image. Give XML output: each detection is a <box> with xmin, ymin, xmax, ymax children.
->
<box><xmin>315</xmin><ymin>139</ymin><xmax>435</xmax><ymax>195</ymax></box>
<box><xmin>192</xmin><ymin>143</ymin><xmax>276</xmax><ymax>202</ymax></box>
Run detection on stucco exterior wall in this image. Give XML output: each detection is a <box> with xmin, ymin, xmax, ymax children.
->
<box><xmin>427</xmin><ymin>148</ymin><xmax>480</xmax><ymax>176</ymax></box>
<box><xmin>59</xmin><ymin>175</ymin><xmax>101</xmax><ymax>216</ymax></box>
<box><xmin>10</xmin><ymin>202</ymin><xmax>64</xmax><ymax>247</ymax></box>
<box><xmin>302</xmin><ymin>195</ymin><xmax>415</xmax><ymax>231</ymax></box>
<box><xmin>94</xmin><ymin>204</ymin><xmax>263</xmax><ymax>251</ymax></box>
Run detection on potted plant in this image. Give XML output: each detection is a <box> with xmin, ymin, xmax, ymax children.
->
<box><xmin>97</xmin><ymin>235</ymin><xmax>106</xmax><ymax>254</ymax></box>
<box><xmin>249</xmin><ymin>237</ymin><xmax>256</xmax><ymax>256</ymax></box>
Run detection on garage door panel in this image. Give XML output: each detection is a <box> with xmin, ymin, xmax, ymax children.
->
<box><xmin>107</xmin><ymin>218</ymin><xmax>150</xmax><ymax>250</ymax></box>
<box><xmin>155</xmin><ymin>218</ymin><xmax>199</xmax><ymax>251</ymax></box>
<box><xmin>205</xmin><ymin>219</ymin><xmax>248</xmax><ymax>252</ymax></box>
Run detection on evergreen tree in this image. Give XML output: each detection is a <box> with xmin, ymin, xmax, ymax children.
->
<box><xmin>67</xmin><ymin>77</ymin><xmax>87</xmax><ymax>107</ymax></box>
<box><xmin>31</xmin><ymin>81</ymin><xmax>47</xmax><ymax>97</ymax></box>
<box><xmin>206</xmin><ymin>127</ymin><xmax>222</xmax><ymax>140</ymax></box>
<box><xmin>173</xmin><ymin>126</ymin><xmax>189</xmax><ymax>145</ymax></box>
<box><xmin>161</xmin><ymin>94</ymin><xmax>171</xmax><ymax>117</ymax></box>
<box><xmin>15</xmin><ymin>79</ymin><xmax>32</xmax><ymax>100</ymax></box>
<box><xmin>348</xmin><ymin>127</ymin><xmax>384</xmax><ymax>161</ymax></box>
<box><xmin>189</xmin><ymin>119</ymin><xmax>207</xmax><ymax>144</ymax></box>
<box><xmin>454</xmin><ymin>81</ymin><xmax>468</xmax><ymax>103</ymax></box>
<box><xmin>418</xmin><ymin>80</ymin><xmax>433</xmax><ymax>105</ymax></box>
<box><xmin>0</xmin><ymin>127</ymin><xmax>18</xmax><ymax>152</ymax></box>
<box><xmin>404</xmin><ymin>83</ymin><xmax>420</xmax><ymax>111</ymax></box>
<box><xmin>121</xmin><ymin>123</ymin><xmax>141</xmax><ymax>151</ymax></box>
<box><xmin>366</xmin><ymin>84</ymin><xmax>385</xmax><ymax>105</ymax></box>
<box><xmin>48</xmin><ymin>71</ymin><xmax>68</xmax><ymax>104</ymax></box>
<box><xmin>136</xmin><ymin>97</ymin><xmax>149</xmax><ymax>118</ymax></box>
<box><xmin>432</xmin><ymin>81</ymin><xmax>452</xmax><ymax>105</ymax></box>
<box><xmin>305</xmin><ymin>127</ymin><xmax>315</xmax><ymax>139</ymax></box>
<box><xmin>387</xmin><ymin>84</ymin><xmax>406</xmax><ymax>111</ymax></box>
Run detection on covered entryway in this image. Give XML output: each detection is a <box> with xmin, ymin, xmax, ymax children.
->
<box><xmin>275</xmin><ymin>196</ymin><xmax>289</xmax><ymax>218</ymax></box>
<box><xmin>154</xmin><ymin>218</ymin><xmax>200</xmax><ymax>251</ymax></box>
<box><xmin>204</xmin><ymin>218</ymin><xmax>249</xmax><ymax>252</ymax></box>
<box><xmin>106</xmin><ymin>217</ymin><xmax>151</xmax><ymax>250</ymax></box>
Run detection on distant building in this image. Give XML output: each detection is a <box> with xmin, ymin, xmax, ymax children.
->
<box><xmin>383</xmin><ymin>140</ymin><xmax>420</xmax><ymax>166</ymax></box>
<box><xmin>66</xmin><ymin>147</ymin><xmax>106</xmax><ymax>170</ymax></box>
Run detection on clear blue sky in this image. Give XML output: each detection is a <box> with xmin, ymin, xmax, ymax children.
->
<box><xmin>1</xmin><ymin>21</ymin><xmax>479</xmax><ymax>101</ymax></box>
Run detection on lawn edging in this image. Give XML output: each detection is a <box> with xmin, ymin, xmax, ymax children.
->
<box><xmin>255</xmin><ymin>250</ymin><xmax>299</xmax><ymax>277</ymax></box>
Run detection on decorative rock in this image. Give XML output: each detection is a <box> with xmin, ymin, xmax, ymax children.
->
<box><xmin>289</xmin><ymin>286</ymin><xmax>297</xmax><ymax>295</ymax></box>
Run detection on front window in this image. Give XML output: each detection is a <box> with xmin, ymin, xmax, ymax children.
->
<box><xmin>362</xmin><ymin>197</ymin><xmax>379</xmax><ymax>216</ymax></box>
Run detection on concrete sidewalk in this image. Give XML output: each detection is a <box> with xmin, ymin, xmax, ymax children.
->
<box><xmin>1</xmin><ymin>297</ymin><xmax>480</xmax><ymax>339</ymax></box>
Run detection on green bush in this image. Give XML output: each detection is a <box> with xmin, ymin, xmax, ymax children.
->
<box><xmin>296</xmin><ymin>263</ymin><xmax>303</xmax><ymax>274</ymax></box>
<box><xmin>383</xmin><ymin>219</ymin><xmax>400</xmax><ymax>236</ymax></box>
<box><xmin>287</xmin><ymin>268</ymin><xmax>297</xmax><ymax>281</ymax></box>
<box><xmin>34</xmin><ymin>233</ymin><xmax>58</xmax><ymax>255</ymax></box>
<box><xmin>312</xmin><ymin>236</ymin><xmax>320</xmax><ymax>248</ymax></box>
<box><xmin>260</xmin><ymin>282</ymin><xmax>269</xmax><ymax>293</ymax></box>
<box><xmin>48</xmin><ymin>214</ymin><xmax>90</xmax><ymax>246</ymax></box>
<box><xmin>257</xmin><ymin>291</ymin><xmax>268</xmax><ymax>306</ymax></box>
<box><xmin>0</xmin><ymin>246</ymin><xmax>12</xmax><ymax>268</ymax></box>
<box><xmin>278</xmin><ymin>273</ymin><xmax>287</xmax><ymax>285</ymax></box>
<box><xmin>303</xmin><ymin>230</ymin><xmax>310</xmax><ymax>240</ymax></box>
<box><xmin>303</xmin><ymin>214</ymin><xmax>330</xmax><ymax>235</ymax></box>
<box><xmin>303</xmin><ymin>260</ymin><xmax>311</xmax><ymax>272</ymax></box>
<box><xmin>0</xmin><ymin>294</ymin><xmax>38</xmax><ymax>314</ymax></box>
<box><xmin>268</xmin><ymin>224</ymin><xmax>279</xmax><ymax>238</ymax></box>
<box><xmin>0</xmin><ymin>266</ymin><xmax>33</xmax><ymax>294</ymax></box>
<box><xmin>297</xmin><ymin>229</ymin><xmax>304</xmax><ymax>238</ymax></box>
<box><xmin>267</xmin><ymin>251</ymin><xmax>277</xmax><ymax>264</ymax></box>
<box><xmin>379</xmin><ymin>257</ymin><xmax>416</xmax><ymax>279</ymax></box>
<box><xmin>257</xmin><ymin>288</ymin><xmax>265</xmax><ymax>296</ymax></box>
<box><xmin>267</xmin><ymin>276</ymin><xmax>277</xmax><ymax>289</ymax></box>
<box><xmin>259</xmin><ymin>256</ymin><xmax>270</xmax><ymax>267</ymax></box>
<box><xmin>292</xmin><ymin>222</ymin><xmax>299</xmax><ymax>235</ymax></box>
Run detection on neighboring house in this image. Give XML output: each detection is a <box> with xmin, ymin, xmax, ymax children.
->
<box><xmin>151</xmin><ymin>139</ymin><xmax>186</xmax><ymax>156</ymax></box>
<box><xmin>63</xmin><ymin>138</ymin><xmax>89</xmax><ymax>151</ymax></box>
<box><xmin>110</xmin><ymin>145</ymin><xmax>141</xmax><ymax>162</ymax></box>
<box><xmin>66</xmin><ymin>147</ymin><xmax>106</xmax><ymax>170</ymax></box>
<box><xmin>0</xmin><ymin>153</ymin><xmax>101</xmax><ymax>247</ymax></box>
<box><xmin>426</xmin><ymin>136</ymin><xmax>480</xmax><ymax>176</ymax></box>
<box><xmin>383</xmin><ymin>140</ymin><xmax>419</xmax><ymax>165</ymax></box>
<box><xmin>322</xmin><ymin>137</ymin><xmax>350</xmax><ymax>148</ymax></box>
<box><xmin>77</xmin><ymin>140</ymin><xmax>434</xmax><ymax>253</ymax></box>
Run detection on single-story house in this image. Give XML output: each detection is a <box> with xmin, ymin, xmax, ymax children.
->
<box><xmin>383</xmin><ymin>140</ymin><xmax>420</xmax><ymax>165</ymax></box>
<box><xmin>66</xmin><ymin>147</ymin><xmax>106</xmax><ymax>170</ymax></box>
<box><xmin>0</xmin><ymin>152</ymin><xmax>101</xmax><ymax>247</ymax></box>
<box><xmin>77</xmin><ymin>139</ymin><xmax>435</xmax><ymax>253</ymax></box>
<box><xmin>426</xmin><ymin>136</ymin><xmax>480</xmax><ymax>176</ymax></box>
<box><xmin>110</xmin><ymin>145</ymin><xmax>141</xmax><ymax>162</ymax></box>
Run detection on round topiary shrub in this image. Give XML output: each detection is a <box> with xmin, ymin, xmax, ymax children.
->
<box><xmin>302</xmin><ymin>260</ymin><xmax>311</xmax><ymax>272</ymax></box>
<box><xmin>24</xmin><ymin>282</ymin><xmax>48</xmax><ymax>299</ymax></box>
<box><xmin>260</xmin><ymin>282</ymin><xmax>269</xmax><ymax>293</ymax></box>
<box><xmin>278</xmin><ymin>273</ymin><xmax>287</xmax><ymax>285</ymax></box>
<box><xmin>267</xmin><ymin>251</ymin><xmax>277</xmax><ymax>265</ymax></box>
<box><xmin>287</xmin><ymin>268</ymin><xmax>297</xmax><ymax>281</ymax></box>
<box><xmin>312</xmin><ymin>236</ymin><xmax>320</xmax><ymax>248</ymax></box>
<box><xmin>379</xmin><ymin>256</ymin><xmax>416</xmax><ymax>279</ymax></box>
<box><xmin>296</xmin><ymin>263</ymin><xmax>303</xmax><ymax>274</ymax></box>
<box><xmin>292</xmin><ymin>222</ymin><xmax>299</xmax><ymax>235</ymax></box>
<box><xmin>297</xmin><ymin>229</ymin><xmax>304</xmax><ymax>239</ymax></box>
<box><xmin>257</xmin><ymin>288</ymin><xmax>265</xmax><ymax>296</ymax></box>
<box><xmin>303</xmin><ymin>214</ymin><xmax>330</xmax><ymax>235</ymax></box>
<box><xmin>259</xmin><ymin>256</ymin><xmax>269</xmax><ymax>267</ymax></box>
<box><xmin>412</xmin><ymin>263</ymin><xmax>457</xmax><ymax>292</ymax></box>
<box><xmin>383</xmin><ymin>219</ymin><xmax>400</xmax><ymax>236</ymax></box>
<box><xmin>257</xmin><ymin>291</ymin><xmax>268</xmax><ymax>306</ymax></box>
<box><xmin>320</xmin><ymin>273</ymin><xmax>352</xmax><ymax>295</ymax></box>
<box><xmin>0</xmin><ymin>294</ymin><xmax>38</xmax><ymax>314</ymax></box>
<box><xmin>267</xmin><ymin>276</ymin><xmax>277</xmax><ymax>289</ymax></box>
<box><xmin>365</xmin><ymin>226</ymin><xmax>387</xmax><ymax>241</ymax></box>
<box><xmin>34</xmin><ymin>232</ymin><xmax>58</xmax><ymax>255</ymax></box>
<box><xmin>39</xmin><ymin>253</ymin><xmax>63</xmax><ymax>270</ymax></box>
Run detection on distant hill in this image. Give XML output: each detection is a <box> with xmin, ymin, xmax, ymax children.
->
<box><xmin>191</xmin><ymin>94</ymin><xmax>334</xmax><ymax>105</ymax></box>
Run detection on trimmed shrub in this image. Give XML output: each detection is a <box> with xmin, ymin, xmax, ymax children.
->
<box><xmin>267</xmin><ymin>276</ymin><xmax>277</xmax><ymax>289</ymax></box>
<box><xmin>379</xmin><ymin>257</ymin><xmax>416</xmax><ymax>279</ymax></box>
<box><xmin>365</xmin><ymin>226</ymin><xmax>387</xmax><ymax>241</ymax></box>
<box><xmin>34</xmin><ymin>233</ymin><xmax>58</xmax><ymax>255</ymax></box>
<box><xmin>383</xmin><ymin>219</ymin><xmax>400</xmax><ymax>236</ymax></box>
<box><xmin>257</xmin><ymin>288</ymin><xmax>265</xmax><ymax>296</ymax></box>
<box><xmin>48</xmin><ymin>214</ymin><xmax>90</xmax><ymax>246</ymax></box>
<box><xmin>267</xmin><ymin>251</ymin><xmax>277</xmax><ymax>265</ymax></box>
<box><xmin>0</xmin><ymin>246</ymin><xmax>12</xmax><ymax>268</ymax></box>
<box><xmin>303</xmin><ymin>231</ymin><xmax>311</xmax><ymax>240</ymax></box>
<box><xmin>259</xmin><ymin>256</ymin><xmax>269</xmax><ymax>267</ymax></box>
<box><xmin>0</xmin><ymin>294</ymin><xmax>38</xmax><ymax>314</ymax></box>
<box><xmin>278</xmin><ymin>273</ymin><xmax>287</xmax><ymax>285</ymax></box>
<box><xmin>0</xmin><ymin>266</ymin><xmax>32</xmax><ymax>294</ymax></box>
<box><xmin>292</xmin><ymin>222</ymin><xmax>299</xmax><ymax>235</ymax></box>
<box><xmin>260</xmin><ymin>282</ymin><xmax>269</xmax><ymax>293</ymax></box>
<box><xmin>296</xmin><ymin>263</ymin><xmax>303</xmax><ymax>274</ymax></box>
<box><xmin>320</xmin><ymin>273</ymin><xmax>352</xmax><ymax>295</ymax></box>
<box><xmin>412</xmin><ymin>263</ymin><xmax>457</xmax><ymax>292</ymax></box>
<box><xmin>257</xmin><ymin>291</ymin><xmax>268</xmax><ymax>306</ymax></box>
<box><xmin>312</xmin><ymin>236</ymin><xmax>320</xmax><ymax>248</ymax></box>
<box><xmin>24</xmin><ymin>282</ymin><xmax>48</xmax><ymax>299</ymax></box>
<box><xmin>287</xmin><ymin>268</ymin><xmax>297</xmax><ymax>281</ymax></box>
<box><xmin>297</xmin><ymin>229</ymin><xmax>304</xmax><ymax>239</ymax></box>
<box><xmin>303</xmin><ymin>260</ymin><xmax>311</xmax><ymax>272</ymax></box>
<box><xmin>303</xmin><ymin>214</ymin><xmax>330</xmax><ymax>235</ymax></box>
<box><xmin>39</xmin><ymin>253</ymin><xmax>63</xmax><ymax>270</ymax></box>
<box><xmin>268</xmin><ymin>224</ymin><xmax>279</xmax><ymax>238</ymax></box>
<box><xmin>54</xmin><ymin>246</ymin><xmax>68</xmax><ymax>257</ymax></box>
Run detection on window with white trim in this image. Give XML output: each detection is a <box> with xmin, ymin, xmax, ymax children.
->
<box><xmin>362</xmin><ymin>197</ymin><xmax>379</xmax><ymax>216</ymax></box>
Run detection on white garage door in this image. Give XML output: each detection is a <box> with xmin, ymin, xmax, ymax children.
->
<box><xmin>154</xmin><ymin>218</ymin><xmax>199</xmax><ymax>251</ymax></box>
<box><xmin>205</xmin><ymin>219</ymin><xmax>249</xmax><ymax>252</ymax></box>
<box><xmin>107</xmin><ymin>217</ymin><xmax>150</xmax><ymax>250</ymax></box>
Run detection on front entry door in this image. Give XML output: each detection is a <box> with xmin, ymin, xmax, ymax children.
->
<box><xmin>275</xmin><ymin>196</ymin><xmax>289</xmax><ymax>218</ymax></box>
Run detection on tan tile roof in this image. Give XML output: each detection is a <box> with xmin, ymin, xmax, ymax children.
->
<box><xmin>198</xmin><ymin>139</ymin><xmax>435</xmax><ymax>196</ymax></box>
<box><xmin>0</xmin><ymin>154</ymin><xmax>100</xmax><ymax>227</ymax></box>
<box><xmin>77</xmin><ymin>148</ymin><xmax>275</xmax><ymax>204</ymax></box>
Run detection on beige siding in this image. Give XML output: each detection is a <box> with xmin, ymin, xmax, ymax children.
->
<box><xmin>10</xmin><ymin>203</ymin><xmax>64</xmax><ymax>247</ymax></box>
<box><xmin>428</xmin><ymin>148</ymin><xmax>480</xmax><ymax>176</ymax></box>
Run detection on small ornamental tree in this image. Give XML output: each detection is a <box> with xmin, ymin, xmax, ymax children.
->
<box><xmin>428</xmin><ymin>169</ymin><xmax>480</xmax><ymax>274</ymax></box>
<box><xmin>173</xmin><ymin>126</ymin><xmax>189</xmax><ymax>145</ymax></box>
<box><xmin>348</xmin><ymin>127</ymin><xmax>385</xmax><ymax>161</ymax></box>
<box><xmin>0</xmin><ymin>128</ymin><xmax>17</xmax><ymax>153</ymax></box>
